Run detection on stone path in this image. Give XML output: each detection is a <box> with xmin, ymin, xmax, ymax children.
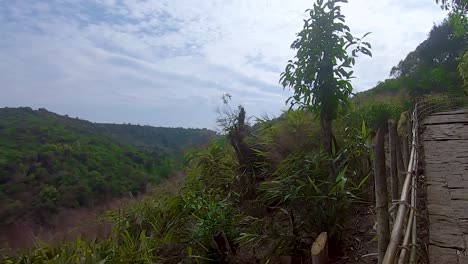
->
<box><xmin>423</xmin><ymin>109</ymin><xmax>468</xmax><ymax>264</ymax></box>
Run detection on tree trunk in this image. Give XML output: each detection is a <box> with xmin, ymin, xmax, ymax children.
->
<box><xmin>374</xmin><ymin>122</ymin><xmax>390</xmax><ymax>264</ymax></box>
<box><xmin>228</xmin><ymin>107</ymin><xmax>254</xmax><ymax>173</ymax></box>
<box><xmin>401</xmin><ymin>135</ymin><xmax>409</xmax><ymax>172</ymax></box>
<box><xmin>320</xmin><ymin>111</ymin><xmax>336</xmax><ymax>178</ymax></box>
<box><xmin>311</xmin><ymin>232</ymin><xmax>328</xmax><ymax>264</ymax></box>
<box><xmin>228</xmin><ymin>107</ymin><xmax>258</xmax><ymax>197</ymax></box>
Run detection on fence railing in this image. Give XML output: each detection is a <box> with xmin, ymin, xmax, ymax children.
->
<box><xmin>382</xmin><ymin>93</ymin><xmax>468</xmax><ymax>264</ymax></box>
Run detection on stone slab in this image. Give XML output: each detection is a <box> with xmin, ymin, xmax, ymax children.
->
<box><xmin>424</xmin><ymin>108</ymin><xmax>468</xmax><ymax>263</ymax></box>
<box><xmin>423</xmin><ymin>113</ymin><xmax>468</xmax><ymax>125</ymax></box>
<box><xmin>428</xmin><ymin>245</ymin><xmax>459</xmax><ymax>264</ymax></box>
<box><xmin>430</xmin><ymin>109</ymin><xmax>468</xmax><ymax>116</ymax></box>
<box><xmin>450</xmin><ymin>189</ymin><xmax>468</xmax><ymax>201</ymax></box>
<box><xmin>423</xmin><ymin>123</ymin><xmax>468</xmax><ymax>141</ymax></box>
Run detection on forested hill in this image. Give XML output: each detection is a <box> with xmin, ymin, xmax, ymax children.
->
<box><xmin>0</xmin><ymin>107</ymin><xmax>216</xmax><ymax>157</ymax></box>
<box><xmin>95</xmin><ymin>123</ymin><xmax>216</xmax><ymax>159</ymax></box>
<box><xmin>0</xmin><ymin>107</ymin><xmax>216</xmax><ymax>224</ymax></box>
<box><xmin>357</xmin><ymin>19</ymin><xmax>467</xmax><ymax>99</ymax></box>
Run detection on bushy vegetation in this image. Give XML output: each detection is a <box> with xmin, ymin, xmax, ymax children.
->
<box><xmin>3</xmin><ymin>107</ymin><xmax>374</xmax><ymax>263</ymax></box>
<box><xmin>459</xmin><ymin>51</ymin><xmax>468</xmax><ymax>94</ymax></box>
<box><xmin>0</xmin><ymin>107</ymin><xmax>215</xmax><ymax>224</ymax></box>
<box><xmin>2</xmin><ymin>0</ymin><xmax>466</xmax><ymax>263</ymax></box>
<box><xmin>359</xmin><ymin>18</ymin><xmax>467</xmax><ymax>99</ymax></box>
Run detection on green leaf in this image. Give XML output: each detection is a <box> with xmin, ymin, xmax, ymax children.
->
<box><xmin>187</xmin><ymin>246</ymin><xmax>193</xmax><ymax>256</ymax></box>
<box><xmin>361</xmin><ymin>120</ymin><xmax>367</xmax><ymax>137</ymax></box>
<box><xmin>361</xmin><ymin>47</ymin><xmax>372</xmax><ymax>57</ymax></box>
<box><xmin>362</xmin><ymin>42</ymin><xmax>372</xmax><ymax>48</ymax></box>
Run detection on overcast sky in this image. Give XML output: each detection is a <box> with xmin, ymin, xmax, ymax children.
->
<box><xmin>0</xmin><ymin>0</ymin><xmax>448</xmax><ymax>128</ymax></box>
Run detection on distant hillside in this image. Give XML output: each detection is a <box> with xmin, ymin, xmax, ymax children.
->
<box><xmin>357</xmin><ymin>19</ymin><xmax>467</xmax><ymax>100</ymax></box>
<box><xmin>0</xmin><ymin>107</ymin><xmax>216</xmax><ymax>224</ymax></box>
<box><xmin>96</xmin><ymin>123</ymin><xmax>215</xmax><ymax>159</ymax></box>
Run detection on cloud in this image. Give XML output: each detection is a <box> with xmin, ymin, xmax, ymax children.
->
<box><xmin>0</xmin><ymin>0</ymin><xmax>448</xmax><ymax>128</ymax></box>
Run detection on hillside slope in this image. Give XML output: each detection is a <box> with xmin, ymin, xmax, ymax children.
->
<box><xmin>0</xmin><ymin>107</ymin><xmax>215</xmax><ymax>224</ymax></box>
<box><xmin>357</xmin><ymin>19</ymin><xmax>467</xmax><ymax>99</ymax></box>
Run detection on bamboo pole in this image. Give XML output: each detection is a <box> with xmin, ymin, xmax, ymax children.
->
<box><xmin>398</xmin><ymin>174</ymin><xmax>416</xmax><ymax>264</ymax></box>
<box><xmin>383</xmin><ymin>147</ymin><xmax>416</xmax><ymax>264</ymax></box>
<box><xmin>410</xmin><ymin>136</ymin><xmax>418</xmax><ymax>264</ymax></box>
<box><xmin>409</xmin><ymin>207</ymin><xmax>417</xmax><ymax>264</ymax></box>
<box><xmin>383</xmin><ymin>108</ymin><xmax>418</xmax><ymax>264</ymax></box>
<box><xmin>311</xmin><ymin>232</ymin><xmax>328</xmax><ymax>264</ymax></box>
<box><xmin>374</xmin><ymin>122</ymin><xmax>390</xmax><ymax>264</ymax></box>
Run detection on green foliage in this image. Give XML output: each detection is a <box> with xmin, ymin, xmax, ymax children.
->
<box><xmin>38</xmin><ymin>185</ymin><xmax>59</xmax><ymax>212</ymax></box>
<box><xmin>436</xmin><ymin>0</ymin><xmax>468</xmax><ymax>11</ymax></box>
<box><xmin>3</xmin><ymin>138</ymin><xmax>239</xmax><ymax>263</ymax></box>
<box><xmin>96</xmin><ymin>123</ymin><xmax>216</xmax><ymax>161</ymax></box>
<box><xmin>449</xmin><ymin>11</ymin><xmax>468</xmax><ymax>38</ymax></box>
<box><xmin>351</xmin><ymin>99</ymin><xmax>406</xmax><ymax>129</ymax></box>
<box><xmin>459</xmin><ymin>51</ymin><xmax>468</xmax><ymax>94</ymax></box>
<box><xmin>6</xmin><ymin>2</ymin><xmax>446</xmax><ymax>262</ymax></box>
<box><xmin>255</xmin><ymin>110</ymin><xmax>321</xmax><ymax>162</ymax></box>
<box><xmin>435</xmin><ymin>1</ymin><xmax>467</xmax><ymax>37</ymax></box>
<box><xmin>3</xmin><ymin>107</ymin><xmax>378</xmax><ymax>263</ymax></box>
<box><xmin>280</xmin><ymin>0</ymin><xmax>372</xmax><ymax>157</ymax></box>
<box><xmin>182</xmin><ymin>140</ymin><xmax>241</xmax><ymax>255</ymax></box>
<box><xmin>390</xmin><ymin>20</ymin><xmax>465</xmax><ymax>80</ymax></box>
<box><xmin>280</xmin><ymin>0</ymin><xmax>371</xmax><ymax>117</ymax></box>
<box><xmin>362</xmin><ymin>19</ymin><xmax>467</xmax><ymax>98</ymax></box>
<box><xmin>0</xmin><ymin>107</ymin><xmax>213</xmax><ymax>224</ymax></box>
<box><xmin>231</xmin><ymin>109</ymin><xmax>371</xmax><ymax>261</ymax></box>
<box><xmin>237</xmin><ymin>151</ymin><xmax>369</xmax><ymax>260</ymax></box>
<box><xmin>184</xmin><ymin>138</ymin><xmax>239</xmax><ymax>193</ymax></box>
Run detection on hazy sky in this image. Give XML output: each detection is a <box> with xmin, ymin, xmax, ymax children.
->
<box><xmin>0</xmin><ymin>0</ymin><xmax>448</xmax><ymax>128</ymax></box>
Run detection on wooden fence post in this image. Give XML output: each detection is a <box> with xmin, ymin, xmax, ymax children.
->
<box><xmin>311</xmin><ymin>232</ymin><xmax>328</xmax><ymax>264</ymax></box>
<box><xmin>395</xmin><ymin>138</ymin><xmax>405</xmax><ymax>193</ymax></box>
<box><xmin>374</xmin><ymin>122</ymin><xmax>390</xmax><ymax>264</ymax></box>
<box><xmin>401</xmin><ymin>135</ymin><xmax>409</xmax><ymax>172</ymax></box>
<box><xmin>406</xmin><ymin>112</ymin><xmax>412</xmax><ymax>164</ymax></box>
<box><xmin>388</xmin><ymin>120</ymin><xmax>399</xmax><ymax>201</ymax></box>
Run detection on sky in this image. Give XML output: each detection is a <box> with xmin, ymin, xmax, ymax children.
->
<box><xmin>0</xmin><ymin>0</ymin><xmax>448</xmax><ymax>129</ymax></box>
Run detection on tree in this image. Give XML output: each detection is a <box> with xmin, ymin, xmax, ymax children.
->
<box><xmin>435</xmin><ymin>0</ymin><xmax>467</xmax><ymax>12</ymax></box>
<box><xmin>459</xmin><ymin>51</ymin><xmax>468</xmax><ymax>95</ymax></box>
<box><xmin>388</xmin><ymin>20</ymin><xmax>466</xmax><ymax>96</ymax></box>
<box><xmin>280</xmin><ymin>0</ymin><xmax>372</xmax><ymax>163</ymax></box>
<box><xmin>435</xmin><ymin>0</ymin><xmax>467</xmax><ymax>38</ymax></box>
<box><xmin>390</xmin><ymin>21</ymin><xmax>465</xmax><ymax>79</ymax></box>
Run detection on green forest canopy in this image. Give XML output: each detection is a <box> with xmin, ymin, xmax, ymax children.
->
<box><xmin>0</xmin><ymin>107</ymin><xmax>216</xmax><ymax>224</ymax></box>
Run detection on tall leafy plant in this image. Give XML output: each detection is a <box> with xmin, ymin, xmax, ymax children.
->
<box><xmin>280</xmin><ymin>0</ymin><xmax>372</xmax><ymax>168</ymax></box>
